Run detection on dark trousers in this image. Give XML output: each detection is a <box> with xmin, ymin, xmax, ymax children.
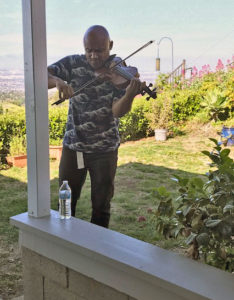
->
<box><xmin>59</xmin><ymin>147</ymin><xmax>118</xmax><ymax>228</ymax></box>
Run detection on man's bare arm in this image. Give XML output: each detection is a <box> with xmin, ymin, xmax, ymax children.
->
<box><xmin>112</xmin><ymin>78</ymin><xmax>145</xmax><ymax>118</ymax></box>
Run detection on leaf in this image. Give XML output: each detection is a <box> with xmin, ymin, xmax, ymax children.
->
<box><xmin>216</xmin><ymin>96</ymin><xmax>227</xmax><ymax>106</ymax></box>
<box><xmin>183</xmin><ymin>205</ymin><xmax>193</xmax><ymax>217</ymax></box>
<box><xmin>180</xmin><ymin>178</ymin><xmax>189</xmax><ymax>187</ymax></box>
<box><xmin>209</xmin><ymin>138</ymin><xmax>218</xmax><ymax>145</ymax></box>
<box><xmin>156</xmin><ymin>186</ymin><xmax>170</xmax><ymax>198</ymax></box>
<box><xmin>220</xmin><ymin>149</ymin><xmax>230</xmax><ymax>158</ymax></box>
<box><xmin>173</xmin><ymin>226</ymin><xmax>183</xmax><ymax>238</ymax></box>
<box><xmin>213</xmin><ymin>175</ymin><xmax>221</xmax><ymax>182</ymax></box>
<box><xmin>171</xmin><ymin>177</ymin><xmax>179</xmax><ymax>183</ymax></box>
<box><xmin>199</xmin><ymin>197</ymin><xmax>210</xmax><ymax>206</ymax></box>
<box><xmin>185</xmin><ymin>232</ymin><xmax>197</xmax><ymax>245</ymax></box>
<box><xmin>205</xmin><ymin>219</ymin><xmax>222</xmax><ymax>228</ymax></box>
<box><xmin>218</xmin><ymin>223</ymin><xmax>232</xmax><ymax>237</ymax></box>
<box><xmin>223</xmin><ymin>204</ymin><xmax>234</xmax><ymax>213</ymax></box>
<box><xmin>178</xmin><ymin>187</ymin><xmax>187</xmax><ymax>193</ymax></box>
<box><xmin>191</xmin><ymin>214</ymin><xmax>202</xmax><ymax>229</ymax></box>
<box><xmin>171</xmin><ymin>175</ymin><xmax>188</xmax><ymax>187</ymax></box>
<box><xmin>209</xmin><ymin>154</ymin><xmax>220</xmax><ymax>164</ymax></box>
<box><xmin>191</xmin><ymin>177</ymin><xmax>204</xmax><ymax>189</ymax></box>
<box><xmin>157</xmin><ymin>200</ymin><xmax>174</xmax><ymax>217</ymax></box>
<box><xmin>201</xmin><ymin>150</ymin><xmax>210</xmax><ymax>157</ymax></box>
<box><xmin>196</xmin><ymin>233</ymin><xmax>210</xmax><ymax>246</ymax></box>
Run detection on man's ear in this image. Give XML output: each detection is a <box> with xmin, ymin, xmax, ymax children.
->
<box><xmin>109</xmin><ymin>40</ymin><xmax>113</xmax><ymax>50</ymax></box>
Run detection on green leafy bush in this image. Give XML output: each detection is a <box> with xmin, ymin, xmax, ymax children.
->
<box><xmin>155</xmin><ymin>79</ymin><xmax>204</xmax><ymax>123</ymax></box>
<box><xmin>0</xmin><ymin>105</ymin><xmax>67</xmax><ymax>164</ymax></box>
<box><xmin>0</xmin><ymin>111</ymin><xmax>26</xmax><ymax>164</ymax></box>
<box><xmin>152</xmin><ymin>138</ymin><xmax>234</xmax><ymax>272</ymax></box>
<box><xmin>119</xmin><ymin>96</ymin><xmax>153</xmax><ymax>142</ymax></box>
<box><xmin>145</xmin><ymin>94</ymin><xmax>173</xmax><ymax>130</ymax></box>
<box><xmin>48</xmin><ymin>105</ymin><xmax>67</xmax><ymax>144</ymax></box>
<box><xmin>172</xmin><ymin>89</ymin><xmax>203</xmax><ymax>121</ymax></box>
<box><xmin>9</xmin><ymin>135</ymin><xmax>27</xmax><ymax>156</ymax></box>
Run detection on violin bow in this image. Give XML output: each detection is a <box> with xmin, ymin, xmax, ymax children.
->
<box><xmin>52</xmin><ymin>40</ymin><xmax>155</xmax><ymax>105</ymax></box>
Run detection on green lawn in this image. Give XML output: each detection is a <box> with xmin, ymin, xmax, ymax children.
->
<box><xmin>1</xmin><ymin>131</ymin><xmax>230</xmax><ymax>298</ymax></box>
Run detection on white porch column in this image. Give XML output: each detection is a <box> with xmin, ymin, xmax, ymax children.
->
<box><xmin>22</xmin><ymin>0</ymin><xmax>50</xmax><ymax>217</ymax></box>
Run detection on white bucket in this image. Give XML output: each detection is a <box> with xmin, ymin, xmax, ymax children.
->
<box><xmin>155</xmin><ymin>129</ymin><xmax>167</xmax><ymax>141</ymax></box>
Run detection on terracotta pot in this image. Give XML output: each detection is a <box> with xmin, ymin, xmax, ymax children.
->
<box><xmin>49</xmin><ymin>146</ymin><xmax>63</xmax><ymax>160</ymax></box>
<box><xmin>6</xmin><ymin>146</ymin><xmax>62</xmax><ymax>168</ymax></box>
<box><xmin>6</xmin><ymin>155</ymin><xmax>27</xmax><ymax>168</ymax></box>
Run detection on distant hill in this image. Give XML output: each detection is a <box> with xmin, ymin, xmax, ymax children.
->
<box><xmin>0</xmin><ymin>68</ymin><xmax>157</xmax><ymax>91</ymax></box>
<box><xmin>0</xmin><ymin>69</ymin><xmax>24</xmax><ymax>92</ymax></box>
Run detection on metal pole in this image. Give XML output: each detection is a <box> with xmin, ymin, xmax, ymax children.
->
<box><xmin>157</xmin><ymin>37</ymin><xmax>174</xmax><ymax>72</ymax></box>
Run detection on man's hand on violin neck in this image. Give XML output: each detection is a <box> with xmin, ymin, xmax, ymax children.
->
<box><xmin>125</xmin><ymin>78</ymin><xmax>146</xmax><ymax>98</ymax></box>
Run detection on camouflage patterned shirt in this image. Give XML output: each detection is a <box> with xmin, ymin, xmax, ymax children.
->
<box><xmin>49</xmin><ymin>55</ymin><xmax>125</xmax><ymax>153</ymax></box>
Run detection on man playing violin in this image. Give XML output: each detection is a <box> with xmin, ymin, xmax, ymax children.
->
<box><xmin>48</xmin><ymin>25</ymin><xmax>145</xmax><ymax>228</ymax></box>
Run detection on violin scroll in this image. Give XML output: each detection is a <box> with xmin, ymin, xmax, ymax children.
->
<box><xmin>141</xmin><ymin>83</ymin><xmax>157</xmax><ymax>100</ymax></box>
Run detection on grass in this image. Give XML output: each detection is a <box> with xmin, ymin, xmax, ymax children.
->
<box><xmin>1</xmin><ymin>130</ymin><xmax>232</xmax><ymax>298</ymax></box>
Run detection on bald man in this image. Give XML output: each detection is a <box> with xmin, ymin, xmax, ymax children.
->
<box><xmin>48</xmin><ymin>25</ymin><xmax>144</xmax><ymax>228</ymax></box>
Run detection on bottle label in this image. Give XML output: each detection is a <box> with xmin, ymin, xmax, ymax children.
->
<box><xmin>59</xmin><ymin>190</ymin><xmax>71</xmax><ymax>200</ymax></box>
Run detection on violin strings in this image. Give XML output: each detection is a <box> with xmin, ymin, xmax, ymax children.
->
<box><xmin>113</xmin><ymin>66</ymin><xmax>133</xmax><ymax>80</ymax></box>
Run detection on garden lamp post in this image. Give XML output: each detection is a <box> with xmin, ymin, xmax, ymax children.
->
<box><xmin>156</xmin><ymin>36</ymin><xmax>174</xmax><ymax>72</ymax></box>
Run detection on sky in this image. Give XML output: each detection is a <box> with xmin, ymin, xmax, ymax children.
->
<box><xmin>0</xmin><ymin>0</ymin><xmax>234</xmax><ymax>75</ymax></box>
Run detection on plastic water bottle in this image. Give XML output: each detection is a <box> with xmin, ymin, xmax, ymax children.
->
<box><xmin>59</xmin><ymin>180</ymin><xmax>71</xmax><ymax>219</ymax></box>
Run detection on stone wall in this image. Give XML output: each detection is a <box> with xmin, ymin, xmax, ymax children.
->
<box><xmin>22</xmin><ymin>247</ymin><xmax>137</xmax><ymax>300</ymax></box>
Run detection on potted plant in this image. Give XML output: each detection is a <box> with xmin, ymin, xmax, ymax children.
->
<box><xmin>146</xmin><ymin>95</ymin><xmax>173</xmax><ymax>141</ymax></box>
<box><xmin>6</xmin><ymin>136</ymin><xmax>27</xmax><ymax>167</ymax></box>
<box><xmin>49</xmin><ymin>144</ymin><xmax>63</xmax><ymax>160</ymax></box>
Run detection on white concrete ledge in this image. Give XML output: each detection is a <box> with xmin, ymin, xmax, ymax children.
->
<box><xmin>11</xmin><ymin>210</ymin><xmax>234</xmax><ymax>300</ymax></box>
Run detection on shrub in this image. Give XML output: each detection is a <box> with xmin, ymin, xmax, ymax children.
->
<box><xmin>0</xmin><ymin>104</ymin><xmax>67</xmax><ymax>164</ymax></box>
<box><xmin>48</xmin><ymin>105</ymin><xmax>67</xmax><ymax>143</ymax></box>
<box><xmin>172</xmin><ymin>89</ymin><xmax>203</xmax><ymax>121</ymax></box>
<box><xmin>9</xmin><ymin>135</ymin><xmax>27</xmax><ymax>156</ymax></box>
<box><xmin>145</xmin><ymin>93</ymin><xmax>173</xmax><ymax>130</ymax></box>
<box><xmin>0</xmin><ymin>111</ymin><xmax>26</xmax><ymax>164</ymax></box>
<box><xmin>119</xmin><ymin>96</ymin><xmax>153</xmax><ymax>142</ymax></box>
<box><xmin>152</xmin><ymin>139</ymin><xmax>234</xmax><ymax>272</ymax></box>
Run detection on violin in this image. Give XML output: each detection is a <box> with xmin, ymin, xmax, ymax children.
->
<box><xmin>95</xmin><ymin>56</ymin><xmax>157</xmax><ymax>100</ymax></box>
<box><xmin>52</xmin><ymin>40</ymin><xmax>156</xmax><ymax>105</ymax></box>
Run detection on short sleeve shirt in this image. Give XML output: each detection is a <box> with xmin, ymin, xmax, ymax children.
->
<box><xmin>48</xmin><ymin>55</ymin><xmax>125</xmax><ymax>153</ymax></box>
